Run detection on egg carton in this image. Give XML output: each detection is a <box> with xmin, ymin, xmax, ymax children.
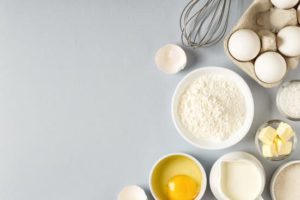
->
<box><xmin>224</xmin><ymin>0</ymin><xmax>300</xmax><ymax>88</ymax></box>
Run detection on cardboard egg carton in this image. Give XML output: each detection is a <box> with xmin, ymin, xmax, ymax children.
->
<box><xmin>224</xmin><ymin>0</ymin><xmax>300</xmax><ymax>88</ymax></box>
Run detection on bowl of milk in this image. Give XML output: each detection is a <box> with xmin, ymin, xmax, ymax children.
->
<box><xmin>209</xmin><ymin>152</ymin><xmax>266</xmax><ymax>200</ymax></box>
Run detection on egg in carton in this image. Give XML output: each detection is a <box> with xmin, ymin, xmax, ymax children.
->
<box><xmin>224</xmin><ymin>0</ymin><xmax>300</xmax><ymax>88</ymax></box>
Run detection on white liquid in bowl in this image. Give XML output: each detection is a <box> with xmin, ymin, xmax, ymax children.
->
<box><xmin>220</xmin><ymin>160</ymin><xmax>262</xmax><ymax>200</ymax></box>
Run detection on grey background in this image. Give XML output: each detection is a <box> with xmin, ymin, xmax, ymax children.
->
<box><xmin>0</xmin><ymin>0</ymin><xmax>299</xmax><ymax>199</ymax></box>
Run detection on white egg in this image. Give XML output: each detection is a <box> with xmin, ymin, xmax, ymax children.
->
<box><xmin>118</xmin><ymin>185</ymin><xmax>147</xmax><ymax>200</ymax></box>
<box><xmin>254</xmin><ymin>52</ymin><xmax>287</xmax><ymax>83</ymax></box>
<box><xmin>228</xmin><ymin>29</ymin><xmax>261</xmax><ymax>62</ymax></box>
<box><xmin>277</xmin><ymin>26</ymin><xmax>300</xmax><ymax>57</ymax></box>
<box><xmin>155</xmin><ymin>44</ymin><xmax>187</xmax><ymax>74</ymax></box>
<box><xmin>271</xmin><ymin>0</ymin><xmax>299</xmax><ymax>9</ymax></box>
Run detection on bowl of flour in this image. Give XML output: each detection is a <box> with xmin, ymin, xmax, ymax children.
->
<box><xmin>172</xmin><ymin>67</ymin><xmax>254</xmax><ymax>149</ymax></box>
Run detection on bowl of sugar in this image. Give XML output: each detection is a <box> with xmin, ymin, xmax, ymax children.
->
<box><xmin>271</xmin><ymin>160</ymin><xmax>300</xmax><ymax>200</ymax></box>
<box><xmin>277</xmin><ymin>80</ymin><xmax>300</xmax><ymax>121</ymax></box>
<box><xmin>171</xmin><ymin>67</ymin><xmax>254</xmax><ymax>149</ymax></box>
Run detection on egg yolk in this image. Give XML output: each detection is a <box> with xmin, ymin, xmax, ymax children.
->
<box><xmin>166</xmin><ymin>175</ymin><xmax>199</xmax><ymax>200</ymax></box>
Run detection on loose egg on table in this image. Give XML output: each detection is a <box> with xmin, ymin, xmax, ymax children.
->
<box><xmin>228</xmin><ymin>29</ymin><xmax>261</xmax><ymax>62</ymax></box>
<box><xmin>118</xmin><ymin>185</ymin><xmax>148</xmax><ymax>200</ymax></box>
<box><xmin>149</xmin><ymin>153</ymin><xmax>207</xmax><ymax>200</ymax></box>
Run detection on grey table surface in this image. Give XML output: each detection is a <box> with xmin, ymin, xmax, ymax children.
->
<box><xmin>0</xmin><ymin>0</ymin><xmax>299</xmax><ymax>200</ymax></box>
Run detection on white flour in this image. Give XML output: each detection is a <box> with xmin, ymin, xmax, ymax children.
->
<box><xmin>178</xmin><ymin>74</ymin><xmax>246</xmax><ymax>141</ymax></box>
<box><xmin>278</xmin><ymin>82</ymin><xmax>300</xmax><ymax>118</ymax></box>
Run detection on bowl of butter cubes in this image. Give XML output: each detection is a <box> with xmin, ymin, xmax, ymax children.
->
<box><xmin>255</xmin><ymin>120</ymin><xmax>296</xmax><ymax>161</ymax></box>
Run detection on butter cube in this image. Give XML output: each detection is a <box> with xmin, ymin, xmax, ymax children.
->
<box><xmin>275</xmin><ymin>137</ymin><xmax>293</xmax><ymax>156</ymax></box>
<box><xmin>276</xmin><ymin>122</ymin><xmax>294</xmax><ymax>141</ymax></box>
<box><xmin>262</xmin><ymin>143</ymin><xmax>277</xmax><ymax>157</ymax></box>
<box><xmin>258</xmin><ymin>126</ymin><xmax>277</xmax><ymax>145</ymax></box>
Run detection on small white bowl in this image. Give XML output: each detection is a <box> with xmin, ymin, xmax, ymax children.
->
<box><xmin>171</xmin><ymin>67</ymin><xmax>254</xmax><ymax>149</ymax></box>
<box><xmin>210</xmin><ymin>152</ymin><xmax>266</xmax><ymax>200</ymax></box>
<box><xmin>149</xmin><ymin>153</ymin><xmax>207</xmax><ymax>200</ymax></box>
<box><xmin>270</xmin><ymin>160</ymin><xmax>300</xmax><ymax>200</ymax></box>
<box><xmin>276</xmin><ymin>80</ymin><xmax>300</xmax><ymax>121</ymax></box>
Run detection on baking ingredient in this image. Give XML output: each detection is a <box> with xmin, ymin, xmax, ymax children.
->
<box><xmin>220</xmin><ymin>160</ymin><xmax>262</xmax><ymax>200</ymax></box>
<box><xmin>275</xmin><ymin>136</ymin><xmax>293</xmax><ymax>156</ymax></box>
<box><xmin>254</xmin><ymin>52</ymin><xmax>286</xmax><ymax>83</ymax></box>
<box><xmin>178</xmin><ymin>74</ymin><xmax>246</xmax><ymax>141</ymax></box>
<box><xmin>258</xmin><ymin>122</ymin><xmax>295</xmax><ymax>158</ymax></box>
<box><xmin>118</xmin><ymin>185</ymin><xmax>147</xmax><ymax>200</ymax></box>
<box><xmin>166</xmin><ymin>175</ymin><xmax>199</xmax><ymax>200</ymax></box>
<box><xmin>228</xmin><ymin>29</ymin><xmax>261</xmax><ymax>61</ymax></box>
<box><xmin>262</xmin><ymin>142</ymin><xmax>278</xmax><ymax>157</ymax></box>
<box><xmin>278</xmin><ymin>26</ymin><xmax>300</xmax><ymax>57</ymax></box>
<box><xmin>277</xmin><ymin>122</ymin><xmax>295</xmax><ymax>141</ymax></box>
<box><xmin>278</xmin><ymin>81</ymin><xmax>300</xmax><ymax>118</ymax></box>
<box><xmin>155</xmin><ymin>44</ymin><xmax>187</xmax><ymax>74</ymax></box>
<box><xmin>274</xmin><ymin>163</ymin><xmax>300</xmax><ymax>200</ymax></box>
<box><xmin>258</xmin><ymin>30</ymin><xmax>277</xmax><ymax>52</ymax></box>
<box><xmin>258</xmin><ymin>126</ymin><xmax>277</xmax><ymax>145</ymax></box>
<box><xmin>271</xmin><ymin>0</ymin><xmax>299</xmax><ymax>9</ymax></box>
<box><xmin>150</xmin><ymin>154</ymin><xmax>203</xmax><ymax>200</ymax></box>
<box><xmin>270</xmin><ymin>8</ymin><xmax>297</xmax><ymax>32</ymax></box>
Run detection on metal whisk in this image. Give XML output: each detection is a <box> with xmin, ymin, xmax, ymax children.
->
<box><xmin>180</xmin><ymin>0</ymin><xmax>232</xmax><ymax>48</ymax></box>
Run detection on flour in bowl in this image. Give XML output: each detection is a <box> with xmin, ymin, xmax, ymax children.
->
<box><xmin>178</xmin><ymin>74</ymin><xmax>246</xmax><ymax>141</ymax></box>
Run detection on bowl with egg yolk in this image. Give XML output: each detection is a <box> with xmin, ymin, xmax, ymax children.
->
<box><xmin>149</xmin><ymin>153</ymin><xmax>207</xmax><ymax>200</ymax></box>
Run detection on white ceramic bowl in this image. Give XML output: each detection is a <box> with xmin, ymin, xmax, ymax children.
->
<box><xmin>149</xmin><ymin>153</ymin><xmax>207</xmax><ymax>200</ymax></box>
<box><xmin>210</xmin><ymin>152</ymin><xmax>266</xmax><ymax>200</ymax></box>
<box><xmin>270</xmin><ymin>160</ymin><xmax>300</xmax><ymax>200</ymax></box>
<box><xmin>171</xmin><ymin>67</ymin><xmax>254</xmax><ymax>149</ymax></box>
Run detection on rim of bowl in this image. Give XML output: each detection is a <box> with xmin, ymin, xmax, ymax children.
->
<box><xmin>171</xmin><ymin>66</ymin><xmax>254</xmax><ymax>149</ymax></box>
<box><xmin>276</xmin><ymin>80</ymin><xmax>300</xmax><ymax>121</ymax></box>
<box><xmin>255</xmin><ymin>119</ymin><xmax>297</xmax><ymax>162</ymax></box>
<box><xmin>149</xmin><ymin>153</ymin><xmax>207</xmax><ymax>200</ymax></box>
<box><xmin>270</xmin><ymin>160</ymin><xmax>300</xmax><ymax>200</ymax></box>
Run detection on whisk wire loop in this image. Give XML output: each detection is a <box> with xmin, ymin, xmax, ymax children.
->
<box><xmin>180</xmin><ymin>0</ymin><xmax>232</xmax><ymax>48</ymax></box>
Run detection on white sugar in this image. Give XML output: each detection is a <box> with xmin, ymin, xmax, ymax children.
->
<box><xmin>274</xmin><ymin>163</ymin><xmax>300</xmax><ymax>200</ymax></box>
<box><xmin>278</xmin><ymin>82</ymin><xmax>300</xmax><ymax>119</ymax></box>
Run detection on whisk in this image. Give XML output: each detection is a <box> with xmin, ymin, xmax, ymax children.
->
<box><xmin>180</xmin><ymin>0</ymin><xmax>232</xmax><ymax>48</ymax></box>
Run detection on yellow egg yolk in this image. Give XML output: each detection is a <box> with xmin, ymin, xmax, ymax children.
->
<box><xmin>166</xmin><ymin>175</ymin><xmax>199</xmax><ymax>200</ymax></box>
